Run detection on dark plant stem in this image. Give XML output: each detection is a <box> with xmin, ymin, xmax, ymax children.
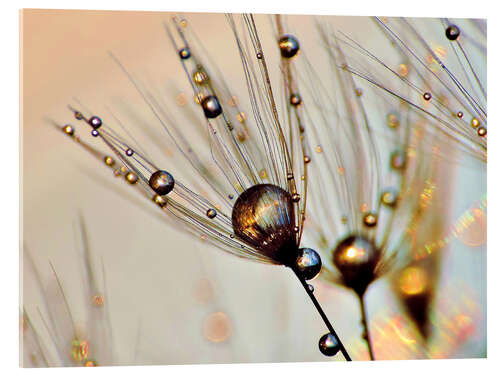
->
<box><xmin>291</xmin><ymin>267</ymin><xmax>352</xmax><ymax>361</ymax></box>
<box><xmin>357</xmin><ymin>292</ymin><xmax>375</xmax><ymax>360</ymax></box>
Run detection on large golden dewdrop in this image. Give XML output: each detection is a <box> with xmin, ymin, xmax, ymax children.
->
<box><xmin>332</xmin><ymin>235</ymin><xmax>381</xmax><ymax>295</ymax></box>
<box><xmin>232</xmin><ymin>184</ymin><xmax>297</xmax><ymax>264</ymax></box>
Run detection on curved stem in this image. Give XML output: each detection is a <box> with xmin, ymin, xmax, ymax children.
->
<box><xmin>357</xmin><ymin>293</ymin><xmax>375</xmax><ymax>360</ymax></box>
<box><xmin>291</xmin><ymin>267</ymin><xmax>352</xmax><ymax>361</ymax></box>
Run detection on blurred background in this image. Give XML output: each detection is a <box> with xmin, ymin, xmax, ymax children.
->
<box><xmin>20</xmin><ymin>9</ymin><xmax>486</xmax><ymax>365</ymax></box>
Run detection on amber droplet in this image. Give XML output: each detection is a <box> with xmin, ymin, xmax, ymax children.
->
<box><xmin>332</xmin><ymin>235</ymin><xmax>381</xmax><ymax>295</ymax></box>
<box><xmin>193</xmin><ymin>70</ymin><xmax>209</xmax><ymax>85</ymax></box>
<box><xmin>290</xmin><ymin>93</ymin><xmax>302</xmax><ymax>106</ymax></box>
<box><xmin>471</xmin><ymin>117</ymin><xmax>480</xmax><ymax>128</ymax></box>
<box><xmin>363</xmin><ymin>213</ymin><xmax>377</xmax><ymax>228</ymax></box>
<box><xmin>477</xmin><ymin>127</ymin><xmax>487</xmax><ymax>137</ymax></box>
<box><xmin>398</xmin><ymin>266</ymin><xmax>428</xmax><ymax>296</ymax></box>
<box><xmin>152</xmin><ymin>194</ymin><xmax>167</xmax><ymax>208</ymax></box>
<box><xmin>103</xmin><ymin>156</ymin><xmax>115</xmax><ymax>167</ymax></box>
<box><xmin>63</xmin><ymin>124</ymin><xmax>74</xmax><ymax>136</ymax></box>
<box><xmin>386</xmin><ymin>112</ymin><xmax>400</xmax><ymax>129</ymax></box>
<box><xmin>381</xmin><ymin>189</ymin><xmax>398</xmax><ymax>208</ymax></box>
<box><xmin>125</xmin><ymin>172</ymin><xmax>138</xmax><ymax>185</ymax></box>
<box><xmin>232</xmin><ymin>184</ymin><xmax>297</xmax><ymax>264</ymax></box>
<box><xmin>390</xmin><ymin>150</ymin><xmax>406</xmax><ymax>170</ymax></box>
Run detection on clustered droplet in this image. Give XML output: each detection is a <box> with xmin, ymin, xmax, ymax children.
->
<box><xmin>104</xmin><ymin>156</ymin><xmax>115</xmax><ymax>167</ymax></box>
<box><xmin>149</xmin><ymin>170</ymin><xmax>175</xmax><ymax>195</ymax></box>
<box><xmin>89</xmin><ymin>116</ymin><xmax>102</xmax><ymax>129</ymax></box>
<box><xmin>445</xmin><ymin>25</ymin><xmax>460</xmax><ymax>41</ymax></box>
<box><xmin>63</xmin><ymin>124</ymin><xmax>74</xmax><ymax>136</ymax></box>
<box><xmin>381</xmin><ymin>189</ymin><xmax>398</xmax><ymax>207</ymax></box>
<box><xmin>386</xmin><ymin>112</ymin><xmax>400</xmax><ymax>129</ymax></box>
<box><xmin>290</xmin><ymin>93</ymin><xmax>302</xmax><ymax>106</ymax></box>
<box><xmin>477</xmin><ymin>127</ymin><xmax>487</xmax><ymax>137</ymax></box>
<box><xmin>125</xmin><ymin>171</ymin><xmax>139</xmax><ymax>185</ymax></box>
<box><xmin>152</xmin><ymin>194</ymin><xmax>167</xmax><ymax>208</ymax></box>
<box><xmin>390</xmin><ymin>150</ymin><xmax>407</xmax><ymax>170</ymax></box>
<box><xmin>471</xmin><ymin>117</ymin><xmax>480</xmax><ymax>128</ymax></box>
<box><xmin>91</xmin><ymin>129</ymin><xmax>99</xmax><ymax>137</ymax></box>
<box><xmin>193</xmin><ymin>70</ymin><xmax>209</xmax><ymax>85</ymax></box>
<box><xmin>363</xmin><ymin>213</ymin><xmax>378</xmax><ymax>228</ymax></box>
<box><xmin>179</xmin><ymin>47</ymin><xmax>191</xmax><ymax>59</ymax></box>
<box><xmin>278</xmin><ymin>35</ymin><xmax>300</xmax><ymax>58</ymax></box>
<box><xmin>201</xmin><ymin>95</ymin><xmax>223</xmax><ymax>119</ymax></box>
<box><xmin>206</xmin><ymin>208</ymin><xmax>217</xmax><ymax>219</ymax></box>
